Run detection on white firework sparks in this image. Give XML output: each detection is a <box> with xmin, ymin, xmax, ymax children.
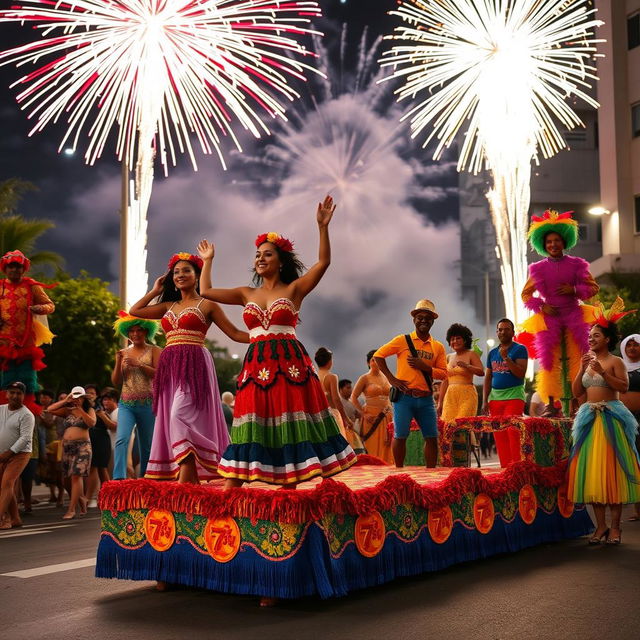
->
<box><xmin>0</xmin><ymin>0</ymin><xmax>322</xmax><ymax>306</ymax></box>
<box><xmin>381</xmin><ymin>0</ymin><xmax>602</xmax><ymax>325</ymax></box>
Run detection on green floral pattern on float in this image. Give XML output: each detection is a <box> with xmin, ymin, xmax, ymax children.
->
<box><xmin>241</xmin><ymin>519</ymin><xmax>307</xmax><ymax>559</ymax></box>
<box><xmin>319</xmin><ymin>513</ymin><xmax>357</xmax><ymax>556</ymax></box>
<box><xmin>384</xmin><ymin>503</ymin><xmax>427</xmax><ymax>541</ymax></box>
<box><xmin>102</xmin><ymin>509</ymin><xmax>147</xmax><ymax>547</ymax></box>
<box><xmin>494</xmin><ymin>491</ymin><xmax>518</xmax><ymax>523</ymax></box>
<box><xmin>101</xmin><ymin>509</ymin><xmax>308</xmax><ymax>560</ymax></box>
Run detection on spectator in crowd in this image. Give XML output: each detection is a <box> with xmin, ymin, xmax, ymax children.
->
<box><xmin>0</xmin><ymin>382</ymin><xmax>35</xmax><ymax>529</ymax></box>
<box><xmin>84</xmin><ymin>384</ymin><xmax>112</xmax><ymax>507</ymax></box>
<box><xmin>221</xmin><ymin>391</ymin><xmax>235</xmax><ymax>431</ymax></box>
<box><xmin>47</xmin><ymin>386</ymin><xmax>95</xmax><ymax>520</ymax></box>
<box><xmin>374</xmin><ymin>299</ymin><xmax>447</xmax><ymax>468</ymax></box>
<box><xmin>620</xmin><ymin>334</ymin><xmax>640</xmax><ymax>522</ymax></box>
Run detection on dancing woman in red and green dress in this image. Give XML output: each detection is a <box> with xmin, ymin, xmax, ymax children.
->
<box><xmin>200</xmin><ymin>195</ymin><xmax>356</xmax><ymax>489</ymax></box>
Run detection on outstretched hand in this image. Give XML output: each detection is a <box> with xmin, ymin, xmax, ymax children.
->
<box><xmin>317</xmin><ymin>195</ymin><xmax>336</xmax><ymax>227</ymax></box>
<box><xmin>150</xmin><ymin>275</ymin><xmax>165</xmax><ymax>296</ymax></box>
<box><xmin>198</xmin><ymin>239</ymin><xmax>215</xmax><ymax>261</ymax></box>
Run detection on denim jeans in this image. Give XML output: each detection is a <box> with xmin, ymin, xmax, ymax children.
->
<box><xmin>113</xmin><ymin>403</ymin><xmax>155</xmax><ymax>480</ymax></box>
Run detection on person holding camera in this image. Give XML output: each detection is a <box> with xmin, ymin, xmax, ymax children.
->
<box><xmin>373</xmin><ymin>299</ymin><xmax>447</xmax><ymax>468</ymax></box>
<box><xmin>47</xmin><ymin>386</ymin><xmax>95</xmax><ymax>519</ymax></box>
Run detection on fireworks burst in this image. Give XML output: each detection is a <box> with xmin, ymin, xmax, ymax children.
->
<box><xmin>381</xmin><ymin>0</ymin><xmax>602</xmax><ymax>325</ymax></box>
<box><xmin>1</xmin><ymin>0</ymin><xmax>322</xmax><ymax>305</ymax></box>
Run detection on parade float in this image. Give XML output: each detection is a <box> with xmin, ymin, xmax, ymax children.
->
<box><xmin>96</xmin><ymin>418</ymin><xmax>591</xmax><ymax>599</ymax></box>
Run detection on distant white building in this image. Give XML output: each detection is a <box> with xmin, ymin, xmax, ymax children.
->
<box><xmin>590</xmin><ymin>0</ymin><xmax>640</xmax><ymax>282</ymax></box>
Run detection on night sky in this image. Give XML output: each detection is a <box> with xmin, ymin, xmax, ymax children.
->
<box><xmin>0</xmin><ymin>0</ymin><xmax>464</xmax><ymax>378</ymax></box>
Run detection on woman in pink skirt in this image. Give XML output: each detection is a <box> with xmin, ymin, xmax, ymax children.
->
<box><xmin>130</xmin><ymin>251</ymin><xmax>248</xmax><ymax>483</ymax></box>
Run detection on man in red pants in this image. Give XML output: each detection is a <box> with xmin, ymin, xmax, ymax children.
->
<box><xmin>482</xmin><ymin>319</ymin><xmax>529</xmax><ymax>467</ymax></box>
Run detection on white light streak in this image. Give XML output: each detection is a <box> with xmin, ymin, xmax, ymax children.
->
<box><xmin>381</xmin><ymin>0</ymin><xmax>602</xmax><ymax>325</ymax></box>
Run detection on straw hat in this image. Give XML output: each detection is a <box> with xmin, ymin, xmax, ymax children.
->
<box><xmin>410</xmin><ymin>299</ymin><xmax>438</xmax><ymax>318</ymax></box>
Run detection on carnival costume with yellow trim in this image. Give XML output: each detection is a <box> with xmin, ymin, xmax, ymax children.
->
<box><xmin>520</xmin><ymin>211</ymin><xmax>598</xmax><ymax>409</ymax></box>
<box><xmin>0</xmin><ymin>250</ymin><xmax>55</xmax><ymax>408</ymax></box>
<box><xmin>567</xmin><ymin>299</ymin><xmax>640</xmax><ymax>504</ymax></box>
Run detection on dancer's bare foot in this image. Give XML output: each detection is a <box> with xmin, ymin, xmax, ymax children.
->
<box><xmin>79</xmin><ymin>497</ymin><xmax>88</xmax><ymax>515</ymax></box>
<box><xmin>62</xmin><ymin>511</ymin><xmax>76</xmax><ymax>520</ymax></box>
<box><xmin>259</xmin><ymin>597</ymin><xmax>278</xmax><ymax>607</ymax></box>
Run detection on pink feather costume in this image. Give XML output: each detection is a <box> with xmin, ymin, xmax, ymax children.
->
<box><xmin>521</xmin><ymin>255</ymin><xmax>598</xmax><ymax>403</ymax></box>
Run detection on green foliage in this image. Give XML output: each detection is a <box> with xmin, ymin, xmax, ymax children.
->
<box><xmin>40</xmin><ymin>271</ymin><xmax>120</xmax><ymax>392</ymax></box>
<box><xmin>0</xmin><ymin>178</ymin><xmax>63</xmax><ymax>274</ymax></box>
<box><xmin>205</xmin><ymin>339</ymin><xmax>243</xmax><ymax>393</ymax></box>
<box><xmin>596</xmin><ymin>273</ymin><xmax>640</xmax><ymax>350</ymax></box>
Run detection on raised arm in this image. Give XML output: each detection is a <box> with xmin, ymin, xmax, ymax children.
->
<box><xmin>197</xmin><ymin>238</ymin><xmax>251</xmax><ymax>305</ymax></box>
<box><xmin>129</xmin><ymin>276</ymin><xmax>170</xmax><ymax>319</ymax></box>
<box><xmin>208</xmin><ymin>302</ymin><xmax>249</xmax><ymax>343</ymax></box>
<box><xmin>291</xmin><ymin>195</ymin><xmax>335</xmax><ymax>302</ymax></box>
<box><xmin>198</xmin><ymin>239</ymin><xmax>213</xmax><ymax>291</ymax></box>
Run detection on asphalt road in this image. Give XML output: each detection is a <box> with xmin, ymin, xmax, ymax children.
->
<box><xmin>2</xmin><ymin>490</ymin><xmax>640</xmax><ymax>640</ymax></box>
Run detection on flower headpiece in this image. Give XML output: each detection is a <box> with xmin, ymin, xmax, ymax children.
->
<box><xmin>255</xmin><ymin>232</ymin><xmax>294</xmax><ymax>253</ymax></box>
<box><xmin>1</xmin><ymin>249</ymin><xmax>30</xmax><ymax>273</ymax></box>
<box><xmin>167</xmin><ymin>252</ymin><xmax>203</xmax><ymax>271</ymax></box>
<box><xmin>527</xmin><ymin>209</ymin><xmax>579</xmax><ymax>256</ymax></box>
<box><xmin>113</xmin><ymin>310</ymin><xmax>160</xmax><ymax>342</ymax></box>
<box><xmin>591</xmin><ymin>297</ymin><xmax>636</xmax><ymax>328</ymax></box>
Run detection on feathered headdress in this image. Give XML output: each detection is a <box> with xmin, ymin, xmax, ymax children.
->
<box><xmin>527</xmin><ymin>209</ymin><xmax>579</xmax><ymax>256</ymax></box>
<box><xmin>255</xmin><ymin>232</ymin><xmax>294</xmax><ymax>253</ymax></box>
<box><xmin>1</xmin><ymin>249</ymin><xmax>31</xmax><ymax>273</ymax></box>
<box><xmin>167</xmin><ymin>252</ymin><xmax>203</xmax><ymax>271</ymax></box>
<box><xmin>591</xmin><ymin>297</ymin><xmax>636</xmax><ymax>328</ymax></box>
<box><xmin>113</xmin><ymin>310</ymin><xmax>160</xmax><ymax>342</ymax></box>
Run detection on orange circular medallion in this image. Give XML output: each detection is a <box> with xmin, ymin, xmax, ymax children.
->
<box><xmin>144</xmin><ymin>509</ymin><xmax>176</xmax><ymax>551</ymax></box>
<box><xmin>204</xmin><ymin>516</ymin><xmax>241</xmax><ymax>563</ymax></box>
<box><xmin>473</xmin><ymin>494</ymin><xmax>495</xmax><ymax>534</ymax></box>
<box><xmin>557</xmin><ymin>485</ymin><xmax>574</xmax><ymax>519</ymax></box>
<box><xmin>518</xmin><ymin>484</ymin><xmax>538</xmax><ymax>525</ymax></box>
<box><xmin>428</xmin><ymin>506</ymin><xmax>453</xmax><ymax>544</ymax></box>
<box><xmin>355</xmin><ymin>511</ymin><xmax>385</xmax><ymax>558</ymax></box>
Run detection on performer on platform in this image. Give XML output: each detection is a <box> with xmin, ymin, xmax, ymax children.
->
<box><xmin>521</xmin><ymin>210</ymin><xmax>599</xmax><ymax>413</ymax></box>
<box><xmin>130</xmin><ymin>251</ymin><xmax>248</xmax><ymax>483</ymax></box>
<box><xmin>350</xmin><ymin>350</ymin><xmax>394</xmax><ymax>464</ymax></box>
<box><xmin>620</xmin><ymin>334</ymin><xmax>640</xmax><ymax>522</ymax></box>
<box><xmin>315</xmin><ymin>347</ymin><xmax>363</xmax><ymax>451</ymax></box>
<box><xmin>482</xmin><ymin>318</ymin><xmax>528</xmax><ymax>467</ymax></box>
<box><xmin>374</xmin><ymin>299</ymin><xmax>447</xmax><ymax>469</ymax></box>
<box><xmin>567</xmin><ymin>301</ymin><xmax>640</xmax><ymax>545</ymax></box>
<box><xmin>0</xmin><ymin>250</ymin><xmax>55</xmax><ymax>412</ymax></box>
<box><xmin>439</xmin><ymin>323</ymin><xmax>484</xmax><ymax>465</ymax></box>
<box><xmin>111</xmin><ymin>312</ymin><xmax>161</xmax><ymax>480</ymax></box>
<box><xmin>200</xmin><ymin>195</ymin><xmax>356</xmax><ymax>489</ymax></box>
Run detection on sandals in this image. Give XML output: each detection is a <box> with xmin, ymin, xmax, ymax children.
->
<box><xmin>606</xmin><ymin>528</ymin><xmax>622</xmax><ymax>545</ymax></box>
<box><xmin>588</xmin><ymin>528</ymin><xmax>609</xmax><ymax>545</ymax></box>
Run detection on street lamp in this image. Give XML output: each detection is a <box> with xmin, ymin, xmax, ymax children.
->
<box><xmin>588</xmin><ymin>206</ymin><xmax>610</xmax><ymax>216</ymax></box>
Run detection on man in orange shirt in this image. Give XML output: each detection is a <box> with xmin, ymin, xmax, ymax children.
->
<box><xmin>374</xmin><ymin>300</ymin><xmax>447</xmax><ymax>468</ymax></box>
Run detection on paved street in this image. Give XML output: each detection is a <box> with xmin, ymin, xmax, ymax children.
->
<box><xmin>2</xmin><ymin>486</ymin><xmax>640</xmax><ymax>640</ymax></box>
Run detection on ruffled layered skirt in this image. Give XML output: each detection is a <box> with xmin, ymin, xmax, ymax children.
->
<box><xmin>567</xmin><ymin>400</ymin><xmax>640</xmax><ymax>504</ymax></box>
<box><xmin>217</xmin><ymin>335</ymin><xmax>356</xmax><ymax>484</ymax></box>
<box><xmin>145</xmin><ymin>344</ymin><xmax>229</xmax><ymax>481</ymax></box>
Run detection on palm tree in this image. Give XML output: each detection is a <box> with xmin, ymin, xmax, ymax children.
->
<box><xmin>0</xmin><ymin>178</ymin><xmax>63</xmax><ymax>273</ymax></box>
